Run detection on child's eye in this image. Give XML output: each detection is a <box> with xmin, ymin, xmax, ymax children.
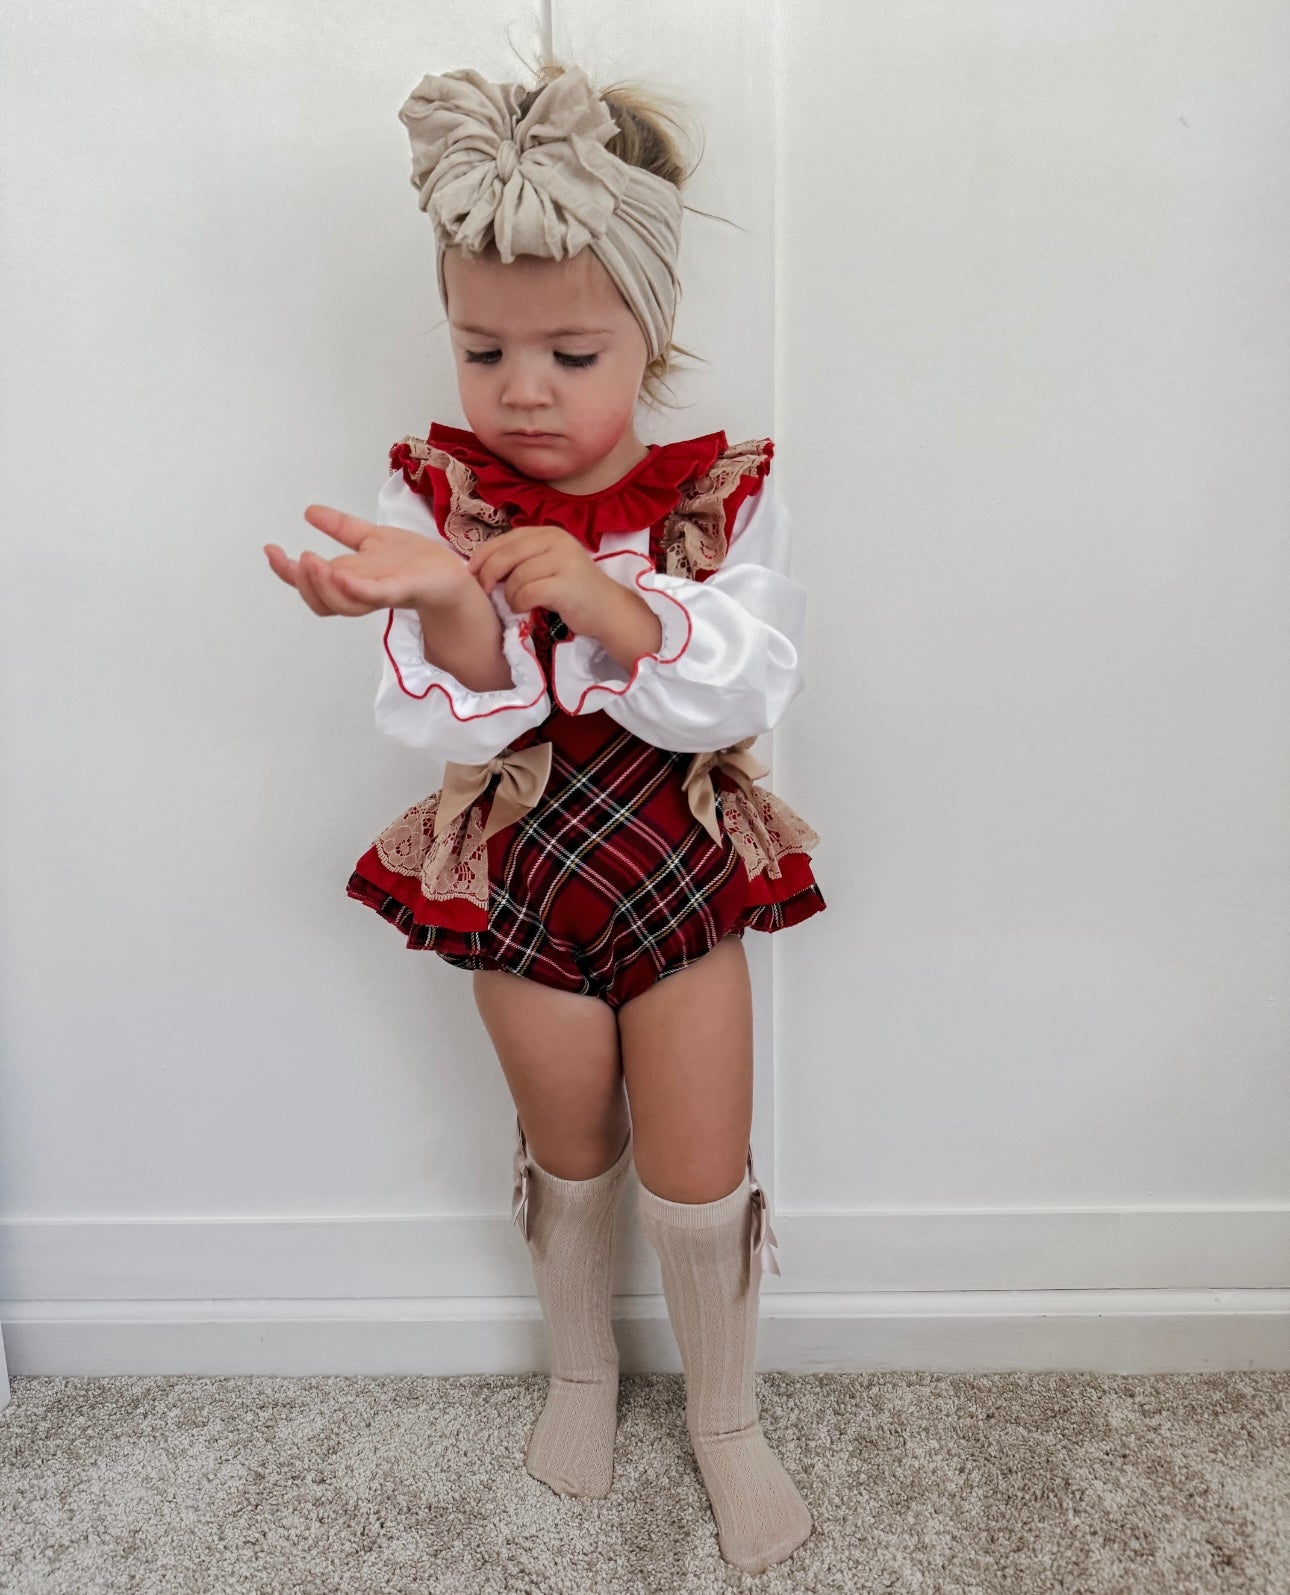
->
<box><xmin>462</xmin><ymin>350</ymin><xmax>598</xmax><ymax>368</ymax></box>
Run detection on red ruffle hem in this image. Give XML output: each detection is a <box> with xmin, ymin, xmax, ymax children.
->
<box><xmin>345</xmin><ymin>711</ymin><xmax>826</xmax><ymax>947</ymax></box>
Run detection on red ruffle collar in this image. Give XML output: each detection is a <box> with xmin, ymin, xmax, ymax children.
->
<box><xmin>423</xmin><ymin>422</ymin><xmax>728</xmax><ymax>550</ymax></box>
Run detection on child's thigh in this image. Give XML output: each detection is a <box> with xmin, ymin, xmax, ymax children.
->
<box><xmin>472</xmin><ymin>968</ymin><xmax>628</xmax><ymax>1178</ymax></box>
<box><xmin>615</xmin><ymin>933</ymin><xmax>753</xmax><ymax>1203</ymax></box>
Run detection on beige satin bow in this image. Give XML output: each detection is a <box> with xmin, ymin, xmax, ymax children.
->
<box><xmin>398</xmin><ymin>66</ymin><xmax>683</xmax><ymax>364</ymax></box>
<box><xmin>513</xmin><ymin>1116</ymin><xmax>781</xmax><ymax>1274</ymax></box>
<box><xmin>682</xmin><ymin>737</ymin><xmax>770</xmax><ymax>846</ymax></box>
<box><xmin>747</xmin><ymin>1150</ymin><xmax>782</xmax><ymax>1280</ymax></box>
<box><xmin>433</xmin><ymin>742</ymin><xmax>554</xmax><ymax>844</ymax></box>
<box><xmin>512</xmin><ymin>1113</ymin><xmax>532</xmax><ymax>1239</ymax></box>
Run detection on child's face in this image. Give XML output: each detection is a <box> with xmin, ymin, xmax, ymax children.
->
<box><xmin>443</xmin><ymin>244</ymin><xmax>649</xmax><ymax>485</ymax></box>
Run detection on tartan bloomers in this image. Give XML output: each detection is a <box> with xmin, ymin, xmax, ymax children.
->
<box><xmin>345</xmin><ymin>697</ymin><xmax>826</xmax><ymax>1011</ymax></box>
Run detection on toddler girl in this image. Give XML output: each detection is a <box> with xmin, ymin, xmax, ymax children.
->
<box><xmin>264</xmin><ymin>59</ymin><xmax>825</xmax><ymax>1576</ymax></box>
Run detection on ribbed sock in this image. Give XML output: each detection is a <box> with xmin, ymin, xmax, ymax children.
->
<box><xmin>637</xmin><ymin>1163</ymin><xmax>813</xmax><ymax>1574</ymax></box>
<box><xmin>517</xmin><ymin>1125</ymin><xmax>633</xmax><ymax>1498</ymax></box>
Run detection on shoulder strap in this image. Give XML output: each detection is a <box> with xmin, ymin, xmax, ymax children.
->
<box><xmin>387</xmin><ymin>436</ymin><xmax>510</xmax><ymax>557</ymax></box>
<box><xmin>653</xmin><ymin>437</ymin><xmax>774</xmax><ymax>581</ymax></box>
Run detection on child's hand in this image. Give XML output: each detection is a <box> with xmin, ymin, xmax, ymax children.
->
<box><xmin>264</xmin><ymin>505</ymin><xmax>474</xmax><ymax>617</ymax></box>
<box><xmin>466</xmin><ymin>525</ymin><xmax>618</xmax><ymax>635</ymax></box>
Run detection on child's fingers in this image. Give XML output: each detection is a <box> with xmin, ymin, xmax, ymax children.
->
<box><xmin>492</xmin><ymin>551</ymin><xmax>558</xmax><ymax>600</ymax></box>
<box><xmin>324</xmin><ymin>563</ymin><xmax>384</xmax><ymax>616</ymax></box>
<box><xmin>333</xmin><ymin>570</ymin><xmax>381</xmax><ymax>602</ymax></box>
<box><xmin>471</xmin><ymin>544</ymin><xmax>524</xmax><ymax>594</ymax></box>
<box><xmin>303</xmin><ymin>551</ymin><xmax>369</xmax><ymax>616</ymax></box>
<box><xmin>302</xmin><ymin>504</ymin><xmax>372</xmax><ymax>551</ymax></box>
<box><xmin>466</xmin><ymin>527</ymin><xmax>533</xmax><ymax>573</ymax></box>
<box><xmin>469</xmin><ymin>527</ymin><xmax>563</xmax><ymax>588</ymax></box>
<box><xmin>294</xmin><ymin>553</ymin><xmax>334</xmax><ymax>615</ymax></box>
<box><xmin>268</xmin><ymin>541</ymin><xmax>375</xmax><ymax>615</ymax></box>
<box><xmin>263</xmin><ymin>544</ymin><xmax>300</xmax><ymax>587</ymax></box>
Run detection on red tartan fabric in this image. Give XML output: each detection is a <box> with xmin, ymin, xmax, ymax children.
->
<box><xmin>345</xmin><ymin>703</ymin><xmax>826</xmax><ymax>1009</ymax></box>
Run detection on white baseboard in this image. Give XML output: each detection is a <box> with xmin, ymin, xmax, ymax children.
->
<box><xmin>2</xmin><ymin>1290</ymin><xmax>1288</xmax><ymax>1375</ymax></box>
<box><xmin>2</xmin><ymin>1200</ymin><xmax>1287</xmax><ymax>1376</ymax></box>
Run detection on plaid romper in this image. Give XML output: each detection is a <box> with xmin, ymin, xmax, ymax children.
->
<box><xmin>345</xmin><ymin>423</ymin><xmax>826</xmax><ymax>1010</ymax></box>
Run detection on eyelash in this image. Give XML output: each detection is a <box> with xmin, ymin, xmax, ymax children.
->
<box><xmin>463</xmin><ymin>351</ymin><xmax>598</xmax><ymax>369</ymax></box>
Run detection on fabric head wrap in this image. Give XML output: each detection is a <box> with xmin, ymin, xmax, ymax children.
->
<box><xmin>397</xmin><ymin>66</ymin><xmax>683</xmax><ymax>363</ymax></box>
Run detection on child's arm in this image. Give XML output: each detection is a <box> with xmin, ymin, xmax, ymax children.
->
<box><xmin>415</xmin><ymin>578</ymin><xmax>514</xmax><ymax>692</ymax></box>
<box><xmin>374</xmin><ymin>474</ymin><xmax>551</xmax><ymax>761</ymax></box>
<box><xmin>574</xmin><ymin>581</ymin><xmax>663</xmax><ymax>675</ymax></box>
<box><xmin>548</xmin><ymin>475</ymin><xmax>806</xmax><ymax>752</ymax></box>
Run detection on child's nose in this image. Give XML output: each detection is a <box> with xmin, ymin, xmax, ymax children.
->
<box><xmin>500</xmin><ymin>360</ymin><xmax>552</xmax><ymax>408</ymax></box>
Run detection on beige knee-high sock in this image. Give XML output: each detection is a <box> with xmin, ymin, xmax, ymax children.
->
<box><xmin>637</xmin><ymin>1158</ymin><xmax>813</xmax><ymax>1575</ymax></box>
<box><xmin>512</xmin><ymin>1116</ymin><xmax>633</xmax><ymax>1498</ymax></box>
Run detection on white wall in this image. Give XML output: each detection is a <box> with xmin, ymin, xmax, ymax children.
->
<box><xmin>0</xmin><ymin>0</ymin><xmax>1285</xmax><ymax>1377</ymax></box>
<box><xmin>774</xmin><ymin>0</ymin><xmax>1290</xmax><ymax>1212</ymax></box>
<box><xmin>0</xmin><ymin>3</ymin><xmax>557</xmax><ymax>1224</ymax></box>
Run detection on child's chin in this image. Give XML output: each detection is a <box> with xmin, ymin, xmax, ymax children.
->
<box><xmin>494</xmin><ymin>438</ymin><xmax>569</xmax><ymax>475</ymax></box>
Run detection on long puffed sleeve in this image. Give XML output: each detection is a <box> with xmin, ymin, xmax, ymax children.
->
<box><xmin>549</xmin><ymin>477</ymin><xmax>806</xmax><ymax>753</ymax></box>
<box><xmin>371</xmin><ymin>472</ymin><xmax>552</xmax><ymax>760</ymax></box>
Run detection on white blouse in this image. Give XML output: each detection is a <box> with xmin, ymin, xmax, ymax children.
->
<box><xmin>372</xmin><ymin>466</ymin><xmax>807</xmax><ymax>762</ymax></box>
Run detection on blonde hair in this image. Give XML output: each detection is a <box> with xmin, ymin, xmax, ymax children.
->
<box><xmin>502</xmin><ymin>50</ymin><xmax>735</xmax><ymax>411</ymax></box>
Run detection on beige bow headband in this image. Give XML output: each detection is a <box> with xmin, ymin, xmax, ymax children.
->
<box><xmin>397</xmin><ymin>66</ymin><xmax>684</xmax><ymax>363</ymax></box>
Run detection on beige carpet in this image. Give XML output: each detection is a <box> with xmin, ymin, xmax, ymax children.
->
<box><xmin>1</xmin><ymin>1371</ymin><xmax>1286</xmax><ymax>1592</ymax></box>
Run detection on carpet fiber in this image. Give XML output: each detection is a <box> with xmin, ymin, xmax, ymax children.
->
<box><xmin>2</xmin><ymin>1371</ymin><xmax>1286</xmax><ymax>1592</ymax></box>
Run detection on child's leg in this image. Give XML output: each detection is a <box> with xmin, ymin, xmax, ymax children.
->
<box><xmin>473</xmin><ymin>968</ymin><xmax>630</xmax><ymax>1174</ymax></box>
<box><xmin>614</xmin><ymin>933</ymin><xmax>753</xmax><ymax>1201</ymax></box>
<box><xmin>617</xmin><ymin>934</ymin><xmax>813</xmax><ymax>1574</ymax></box>
<box><xmin>473</xmin><ymin>969</ymin><xmax>632</xmax><ymax>1498</ymax></box>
